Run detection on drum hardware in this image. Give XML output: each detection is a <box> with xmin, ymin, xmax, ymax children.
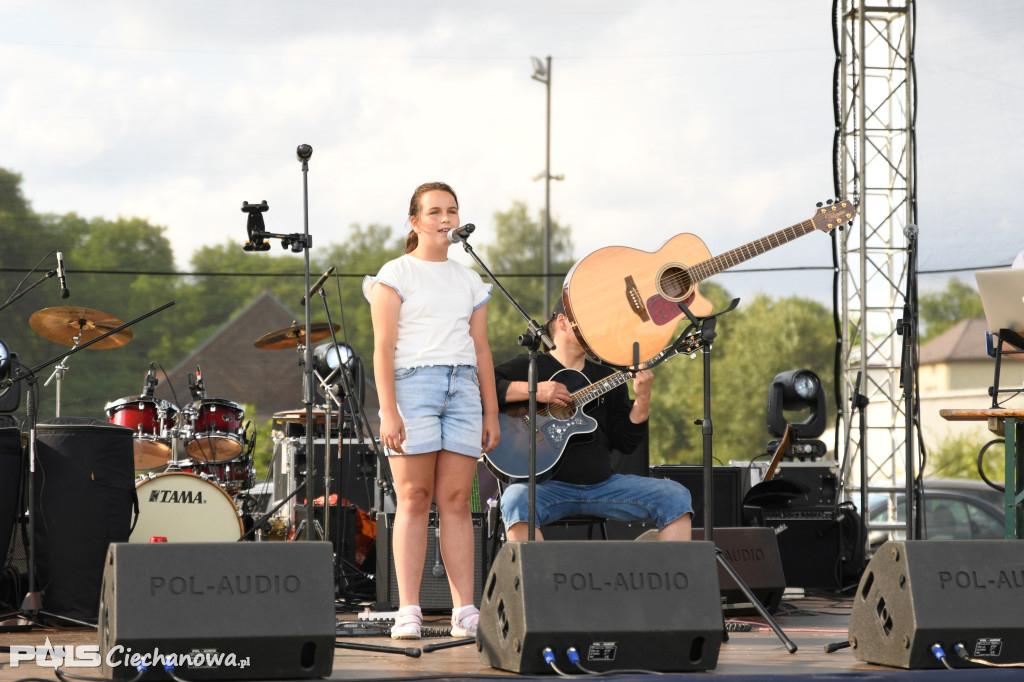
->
<box><xmin>0</xmin><ymin>301</ymin><xmax>173</xmax><ymax>629</ymax></box>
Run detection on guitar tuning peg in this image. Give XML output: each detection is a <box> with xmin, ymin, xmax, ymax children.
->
<box><xmin>816</xmin><ymin>201</ymin><xmax>823</xmax><ymax>208</ymax></box>
<box><xmin>826</xmin><ymin>199</ymin><xmax>834</xmax><ymax>205</ymax></box>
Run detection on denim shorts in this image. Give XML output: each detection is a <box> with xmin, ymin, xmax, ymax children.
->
<box><xmin>501</xmin><ymin>474</ymin><xmax>693</xmax><ymax>530</ymax></box>
<box><xmin>387</xmin><ymin>364</ymin><xmax>482</xmax><ymax>458</ymax></box>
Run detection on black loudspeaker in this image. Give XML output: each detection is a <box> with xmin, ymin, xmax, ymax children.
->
<box><xmin>849</xmin><ymin>540</ymin><xmax>1024</xmax><ymax>669</ymax></box>
<box><xmin>274</xmin><ymin>438</ymin><xmax>375</xmax><ymax>512</ymax></box>
<box><xmin>650</xmin><ymin>465</ymin><xmax>742</xmax><ymax>528</ymax></box>
<box><xmin>477</xmin><ymin>541</ymin><xmax>723</xmax><ymax>674</ymax></box>
<box><xmin>375</xmin><ymin>512</ymin><xmax>488</xmax><ymax>613</ymax></box>
<box><xmin>34</xmin><ymin>419</ymin><xmax>135</xmax><ymax>622</ymax></box>
<box><xmin>761</xmin><ymin>508</ymin><xmax>845</xmax><ymax>589</ymax></box>
<box><xmin>693</xmin><ymin>527</ymin><xmax>785</xmax><ymax>614</ymax></box>
<box><xmin>0</xmin><ymin>427</ymin><xmax>23</xmax><ymax>569</ymax></box>
<box><xmin>99</xmin><ymin>542</ymin><xmax>335</xmax><ymax>680</ymax></box>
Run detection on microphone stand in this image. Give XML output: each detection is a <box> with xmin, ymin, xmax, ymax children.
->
<box><xmin>677</xmin><ymin>297</ymin><xmax>797</xmax><ymax>654</ymax></box>
<box><xmin>0</xmin><ymin>266</ymin><xmax>59</xmax><ymax>314</ymax></box>
<box><xmin>450</xmin><ymin>231</ymin><xmax>553</xmax><ymax>540</ymax></box>
<box><xmin>241</xmin><ymin>144</ymin><xmax>317</xmax><ymax>540</ymax></box>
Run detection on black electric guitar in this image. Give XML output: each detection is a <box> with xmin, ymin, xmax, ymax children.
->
<box><xmin>483</xmin><ymin>338</ymin><xmax>701</xmax><ymax>483</ymax></box>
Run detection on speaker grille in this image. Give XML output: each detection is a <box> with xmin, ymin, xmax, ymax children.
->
<box><xmin>376</xmin><ymin>512</ymin><xmax>488</xmax><ymax>613</ymax></box>
<box><xmin>651</xmin><ymin>465</ymin><xmax>742</xmax><ymax>527</ymax></box>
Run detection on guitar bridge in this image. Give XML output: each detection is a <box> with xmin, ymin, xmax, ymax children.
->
<box><xmin>624</xmin><ymin>276</ymin><xmax>651</xmax><ymax>322</ymax></box>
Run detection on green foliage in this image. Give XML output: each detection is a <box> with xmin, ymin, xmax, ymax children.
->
<box><xmin>482</xmin><ymin>201</ymin><xmax>574</xmax><ymax>364</ymax></box>
<box><xmin>646</xmin><ymin>290</ymin><xmax>835</xmax><ymax>465</ymax></box>
<box><xmin>925</xmin><ymin>431</ymin><xmax>1004</xmax><ymax>482</ymax></box>
<box><xmin>919</xmin><ymin>277</ymin><xmax>984</xmax><ymax>343</ymax></box>
<box><xmin>2</xmin><ymin>165</ymin><xmax>838</xmax><ymax>484</ymax></box>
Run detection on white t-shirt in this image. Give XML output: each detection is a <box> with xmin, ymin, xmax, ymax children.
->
<box><xmin>363</xmin><ymin>254</ymin><xmax>492</xmax><ymax>369</ymax></box>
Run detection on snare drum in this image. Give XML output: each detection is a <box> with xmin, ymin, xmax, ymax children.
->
<box><xmin>105</xmin><ymin>396</ymin><xmax>178</xmax><ymax>470</ymax></box>
<box><xmin>186</xmin><ymin>398</ymin><xmax>245</xmax><ymax>463</ymax></box>
<box><xmin>182</xmin><ymin>457</ymin><xmax>255</xmax><ymax>495</ymax></box>
<box><xmin>131</xmin><ymin>472</ymin><xmax>242</xmax><ymax>543</ymax></box>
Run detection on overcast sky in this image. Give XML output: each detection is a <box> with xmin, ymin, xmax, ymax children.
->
<box><xmin>2</xmin><ymin>1</ymin><xmax>1021</xmax><ymax>310</ymax></box>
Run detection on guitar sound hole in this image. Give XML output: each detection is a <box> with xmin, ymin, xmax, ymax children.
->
<box><xmin>659</xmin><ymin>266</ymin><xmax>692</xmax><ymax>301</ymax></box>
<box><xmin>548</xmin><ymin>403</ymin><xmax>575</xmax><ymax>421</ymax></box>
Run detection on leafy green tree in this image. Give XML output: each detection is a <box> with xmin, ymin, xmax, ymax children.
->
<box><xmin>482</xmin><ymin>201</ymin><xmax>574</xmax><ymax>364</ymax></box>
<box><xmin>647</xmin><ymin>291</ymin><xmax>835</xmax><ymax>465</ymax></box>
<box><xmin>919</xmin><ymin>278</ymin><xmax>984</xmax><ymax>343</ymax></box>
<box><xmin>925</xmin><ymin>431</ymin><xmax>1004</xmax><ymax>482</ymax></box>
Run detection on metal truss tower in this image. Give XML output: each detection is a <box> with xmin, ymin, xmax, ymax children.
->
<box><xmin>834</xmin><ymin>1</ymin><xmax>918</xmax><ymax>543</ymax></box>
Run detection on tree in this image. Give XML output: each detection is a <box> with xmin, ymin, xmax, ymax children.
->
<box><xmin>482</xmin><ymin>201</ymin><xmax>574</xmax><ymax>364</ymax></box>
<box><xmin>925</xmin><ymin>431</ymin><xmax>1003</xmax><ymax>483</ymax></box>
<box><xmin>647</xmin><ymin>291</ymin><xmax>835</xmax><ymax>465</ymax></box>
<box><xmin>918</xmin><ymin>277</ymin><xmax>984</xmax><ymax>343</ymax></box>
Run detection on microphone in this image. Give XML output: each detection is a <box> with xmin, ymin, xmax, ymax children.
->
<box><xmin>431</xmin><ymin>528</ymin><xmax>446</xmax><ymax>578</ymax></box>
<box><xmin>56</xmin><ymin>251</ymin><xmax>69</xmax><ymax>299</ymax></box>
<box><xmin>301</xmin><ymin>265</ymin><xmax>336</xmax><ymax>306</ymax></box>
<box><xmin>446</xmin><ymin>223</ymin><xmax>476</xmax><ymax>244</ymax></box>
<box><xmin>140</xmin><ymin>363</ymin><xmax>158</xmax><ymax>399</ymax></box>
<box><xmin>296</xmin><ymin>144</ymin><xmax>313</xmax><ymax>162</ymax></box>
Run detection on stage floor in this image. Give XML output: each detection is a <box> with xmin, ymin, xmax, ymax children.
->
<box><xmin>4</xmin><ymin>593</ymin><xmax>1018</xmax><ymax>681</ymax></box>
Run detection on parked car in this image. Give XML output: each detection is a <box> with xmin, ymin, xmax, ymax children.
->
<box><xmin>866</xmin><ymin>479</ymin><xmax>1005</xmax><ymax>551</ymax></box>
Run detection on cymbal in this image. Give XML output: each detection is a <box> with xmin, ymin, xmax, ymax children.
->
<box><xmin>273</xmin><ymin>409</ymin><xmax>340</xmax><ymax>423</ymax></box>
<box><xmin>254</xmin><ymin>322</ymin><xmax>340</xmax><ymax>350</ymax></box>
<box><xmin>29</xmin><ymin>307</ymin><xmax>133</xmax><ymax>349</ymax></box>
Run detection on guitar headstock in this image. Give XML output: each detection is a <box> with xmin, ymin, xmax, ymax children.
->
<box><xmin>810</xmin><ymin>199</ymin><xmax>857</xmax><ymax>233</ymax></box>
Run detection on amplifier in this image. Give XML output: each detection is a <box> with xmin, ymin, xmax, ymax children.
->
<box><xmin>375</xmin><ymin>512</ymin><xmax>489</xmax><ymax>613</ymax></box>
<box><xmin>650</xmin><ymin>465</ymin><xmax>742</xmax><ymax>528</ymax></box>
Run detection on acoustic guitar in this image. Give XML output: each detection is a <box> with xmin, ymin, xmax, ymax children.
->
<box><xmin>562</xmin><ymin>199</ymin><xmax>857</xmax><ymax>367</ymax></box>
<box><xmin>483</xmin><ymin>338</ymin><xmax>700</xmax><ymax>483</ymax></box>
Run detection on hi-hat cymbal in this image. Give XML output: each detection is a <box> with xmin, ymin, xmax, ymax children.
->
<box><xmin>29</xmin><ymin>307</ymin><xmax>133</xmax><ymax>349</ymax></box>
<box><xmin>254</xmin><ymin>322</ymin><xmax>340</xmax><ymax>350</ymax></box>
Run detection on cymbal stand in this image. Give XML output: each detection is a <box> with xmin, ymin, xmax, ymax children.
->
<box><xmin>450</xmin><ymin>228</ymin><xmax>553</xmax><ymax>540</ymax></box>
<box><xmin>41</xmin><ymin>334</ymin><xmax>78</xmax><ymax>418</ymax></box>
<box><xmin>676</xmin><ymin>297</ymin><xmax>797</xmax><ymax>654</ymax></box>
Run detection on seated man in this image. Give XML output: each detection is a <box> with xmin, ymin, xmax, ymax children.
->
<box><xmin>493</xmin><ymin>300</ymin><xmax>693</xmax><ymax>541</ymax></box>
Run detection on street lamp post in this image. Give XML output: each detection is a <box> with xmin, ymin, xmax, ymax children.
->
<box><xmin>531</xmin><ymin>55</ymin><xmax>562</xmax><ymax>314</ymax></box>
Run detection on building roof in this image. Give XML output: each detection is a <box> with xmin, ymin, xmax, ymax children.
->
<box><xmin>919</xmin><ymin>317</ymin><xmax>990</xmax><ymax>365</ymax></box>
<box><xmin>153</xmin><ymin>291</ymin><xmax>378</xmax><ymax>431</ymax></box>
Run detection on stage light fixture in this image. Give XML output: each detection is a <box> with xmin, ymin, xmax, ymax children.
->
<box><xmin>766</xmin><ymin>368</ymin><xmax>826</xmax><ymax>444</ymax></box>
<box><xmin>312</xmin><ymin>340</ymin><xmax>365</xmax><ymax>407</ymax></box>
<box><xmin>0</xmin><ymin>340</ymin><xmax>20</xmax><ymax>413</ymax></box>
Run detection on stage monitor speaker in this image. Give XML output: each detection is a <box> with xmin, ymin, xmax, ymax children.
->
<box><xmin>693</xmin><ymin>527</ymin><xmax>785</xmax><ymax>615</ymax></box>
<box><xmin>99</xmin><ymin>542</ymin><xmax>335</xmax><ymax>680</ymax></box>
<box><xmin>35</xmin><ymin>419</ymin><xmax>135</xmax><ymax>622</ymax></box>
<box><xmin>375</xmin><ymin>511</ymin><xmax>488</xmax><ymax>613</ymax></box>
<box><xmin>650</xmin><ymin>465</ymin><xmax>742</xmax><ymax>528</ymax></box>
<box><xmin>849</xmin><ymin>540</ymin><xmax>1024</xmax><ymax>669</ymax></box>
<box><xmin>477</xmin><ymin>541</ymin><xmax>723</xmax><ymax>674</ymax></box>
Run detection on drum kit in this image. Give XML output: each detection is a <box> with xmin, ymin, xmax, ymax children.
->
<box><xmin>25</xmin><ymin>307</ymin><xmax>348</xmax><ymax>543</ymax></box>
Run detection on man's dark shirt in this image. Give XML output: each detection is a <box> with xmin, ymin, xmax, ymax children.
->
<box><xmin>493</xmin><ymin>353</ymin><xmax>647</xmax><ymax>485</ymax></box>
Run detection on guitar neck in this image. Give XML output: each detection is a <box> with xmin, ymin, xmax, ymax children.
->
<box><xmin>539</xmin><ymin>371</ymin><xmax>631</xmax><ymax>417</ymax></box>
<box><xmin>689</xmin><ymin>218</ymin><xmax>818</xmax><ymax>282</ymax></box>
